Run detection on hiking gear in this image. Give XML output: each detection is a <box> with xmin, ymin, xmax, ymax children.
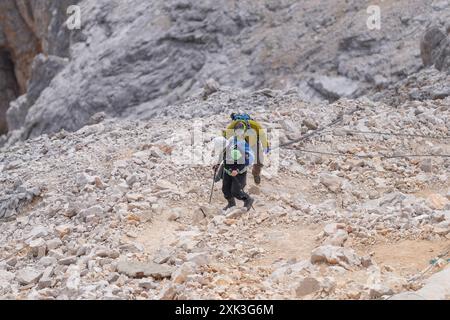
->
<box><xmin>231</xmin><ymin>113</ymin><xmax>252</xmax><ymax>122</ymax></box>
<box><xmin>209</xmin><ymin>166</ymin><xmax>218</xmax><ymax>204</ymax></box>
<box><xmin>223</xmin><ymin>137</ymin><xmax>254</xmax><ymax>167</ymax></box>
<box><xmin>252</xmin><ymin>163</ymin><xmax>263</xmax><ymax>185</ymax></box>
<box><xmin>224</xmin><ymin>166</ymin><xmax>247</xmax><ymax>176</ymax></box>
<box><xmin>230</xmin><ymin>149</ymin><xmax>242</xmax><ymax>161</ymax></box>
<box><xmin>214</xmin><ymin>162</ymin><xmax>224</xmax><ymax>182</ymax></box>
<box><xmin>231</xmin><ymin>174</ymin><xmax>256</xmax><ymax>212</ymax></box>
<box><xmin>243</xmin><ymin>196</ymin><xmax>255</xmax><ymax>212</ymax></box>
<box><xmin>234</xmin><ymin>121</ymin><xmax>247</xmax><ymax>130</ymax></box>
<box><xmin>224</xmin><ymin>119</ymin><xmax>270</xmax><ymax>151</ymax></box>
<box><xmin>222</xmin><ymin>172</ymin><xmax>249</xmax><ymax>201</ymax></box>
<box><xmin>223</xmin><ymin>198</ymin><xmax>236</xmax><ymax>210</ymax></box>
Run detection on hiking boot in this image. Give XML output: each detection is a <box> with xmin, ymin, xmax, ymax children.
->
<box><xmin>243</xmin><ymin>196</ymin><xmax>254</xmax><ymax>211</ymax></box>
<box><xmin>253</xmin><ymin>175</ymin><xmax>261</xmax><ymax>185</ymax></box>
<box><xmin>223</xmin><ymin>198</ymin><xmax>236</xmax><ymax>211</ymax></box>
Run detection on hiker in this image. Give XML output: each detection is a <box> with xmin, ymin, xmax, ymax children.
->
<box><xmin>222</xmin><ymin>113</ymin><xmax>270</xmax><ymax>185</ymax></box>
<box><xmin>213</xmin><ymin>122</ymin><xmax>255</xmax><ymax>211</ymax></box>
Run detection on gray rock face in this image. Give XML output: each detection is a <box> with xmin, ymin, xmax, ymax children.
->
<box><xmin>1</xmin><ymin>0</ymin><xmax>449</xmax><ymax>143</ymax></box>
<box><xmin>420</xmin><ymin>27</ymin><xmax>450</xmax><ymax>72</ymax></box>
<box><xmin>0</xmin><ymin>184</ymin><xmax>41</xmax><ymax>219</ymax></box>
<box><xmin>7</xmin><ymin>54</ymin><xmax>68</xmax><ymax>131</ymax></box>
<box><xmin>309</xmin><ymin>76</ymin><xmax>360</xmax><ymax>101</ymax></box>
<box><xmin>0</xmin><ymin>49</ymin><xmax>19</xmax><ymax>134</ymax></box>
<box><xmin>0</xmin><ymin>0</ymin><xmax>78</xmax><ymax>137</ymax></box>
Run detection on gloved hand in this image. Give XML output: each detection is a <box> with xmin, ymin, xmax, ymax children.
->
<box><xmin>212</xmin><ymin>164</ymin><xmax>220</xmax><ymax>171</ymax></box>
<box><xmin>264</xmin><ymin>147</ymin><xmax>271</xmax><ymax>154</ymax></box>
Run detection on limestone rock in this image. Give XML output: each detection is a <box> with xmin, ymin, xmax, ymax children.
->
<box><xmin>117</xmin><ymin>260</ymin><xmax>174</xmax><ymax>280</ymax></box>
<box><xmin>16</xmin><ymin>267</ymin><xmax>43</xmax><ymax>285</ymax></box>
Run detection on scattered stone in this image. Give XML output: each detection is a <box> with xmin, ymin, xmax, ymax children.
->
<box><xmin>311</xmin><ymin>245</ymin><xmax>361</xmax><ymax>269</ymax></box>
<box><xmin>320</xmin><ymin>174</ymin><xmax>343</xmax><ymax>193</ymax></box>
<box><xmin>294</xmin><ymin>277</ymin><xmax>321</xmax><ymax>297</ymax></box>
<box><xmin>46</xmin><ymin>238</ymin><xmax>63</xmax><ymax>250</ymax></box>
<box><xmin>226</xmin><ymin>208</ymin><xmax>247</xmax><ymax>219</ymax></box>
<box><xmin>138</xmin><ymin>279</ymin><xmax>157</xmax><ymax>289</ymax></box>
<box><xmin>29</xmin><ymin>238</ymin><xmax>47</xmax><ymax>258</ymax></box>
<box><xmin>38</xmin><ymin>266</ymin><xmax>54</xmax><ymax>289</ymax></box>
<box><xmin>186</xmin><ymin>252</ymin><xmax>209</xmax><ymax>266</ymax></box>
<box><xmin>54</xmin><ymin>225</ymin><xmax>71</xmax><ymax>238</ymax></box>
<box><xmin>171</xmin><ymin>262</ymin><xmax>195</xmax><ymax>284</ymax></box>
<box><xmin>117</xmin><ymin>260</ymin><xmax>174</xmax><ymax>279</ymax></box>
<box><xmin>59</xmin><ymin>256</ymin><xmax>78</xmax><ymax>265</ymax></box>
<box><xmin>368</xmin><ymin>284</ymin><xmax>394</xmax><ymax>299</ymax></box>
<box><xmin>427</xmin><ymin>194</ymin><xmax>448</xmax><ymax>210</ymax></box>
<box><xmin>16</xmin><ymin>267</ymin><xmax>43</xmax><ymax>285</ymax></box>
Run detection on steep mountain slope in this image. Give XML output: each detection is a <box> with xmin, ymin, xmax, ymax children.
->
<box><xmin>1</xmin><ymin>89</ymin><xmax>449</xmax><ymax>299</ymax></box>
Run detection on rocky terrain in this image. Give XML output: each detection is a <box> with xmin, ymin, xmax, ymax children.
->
<box><xmin>0</xmin><ymin>88</ymin><xmax>449</xmax><ymax>300</ymax></box>
<box><xmin>0</xmin><ymin>0</ymin><xmax>450</xmax><ymax>301</ymax></box>
<box><xmin>0</xmin><ymin>0</ymin><xmax>449</xmax><ymax>144</ymax></box>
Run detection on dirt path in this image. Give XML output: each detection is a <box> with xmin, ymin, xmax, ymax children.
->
<box><xmin>132</xmin><ymin>169</ymin><xmax>450</xmax><ymax>299</ymax></box>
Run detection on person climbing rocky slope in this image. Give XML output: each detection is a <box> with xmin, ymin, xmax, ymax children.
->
<box><xmin>1</xmin><ymin>88</ymin><xmax>449</xmax><ymax>299</ymax></box>
<box><xmin>1</xmin><ymin>0</ymin><xmax>449</xmax><ymax>144</ymax></box>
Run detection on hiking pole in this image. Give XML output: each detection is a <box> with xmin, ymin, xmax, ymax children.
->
<box><xmin>209</xmin><ymin>166</ymin><xmax>219</xmax><ymax>204</ymax></box>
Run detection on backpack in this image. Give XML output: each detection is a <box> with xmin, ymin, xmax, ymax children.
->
<box><xmin>231</xmin><ymin>113</ymin><xmax>252</xmax><ymax>122</ymax></box>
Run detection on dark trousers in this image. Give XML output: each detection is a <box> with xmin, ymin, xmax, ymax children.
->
<box><xmin>222</xmin><ymin>172</ymin><xmax>249</xmax><ymax>201</ymax></box>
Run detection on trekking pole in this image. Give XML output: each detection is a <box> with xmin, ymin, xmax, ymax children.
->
<box><xmin>209</xmin><ymin>166</ymin><xmax>219</xmax><ymax>204</ymax></box>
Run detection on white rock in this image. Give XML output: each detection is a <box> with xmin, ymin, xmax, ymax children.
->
<box><xmin>38</xmin><ymin>256</ymin><xmax>57</xmax><ymax>267</ymax></box>
<box><xmin>38</xmin><ymin>266</ymin><xmax>54</xmax><ymax>289</ymax></box>
<box><xmin>46</xmin><ymin>238</ymin><xmax>63</xmax><ymax>250</ymax></box>
<box><xmin>27</xmin><ymin>226</ymin><xmax>49</xmax><ymax>240</ymax></box>
<box><xmin>0</xmin><ymin>270</ymin><xmax>15</xmax><ymax>291</ymax></box>
<box><xmin>320</xmin><ymin>174</ymin><xmax>344</xmax><ymax>193</ymax></box>
<box><xmin>65</xmin><ymin>266</ymin><xmax>81</xmax><ymax>293</ymax></box>
<box><xmin>54</xmin><ymin>225</ymin><xmax>72</xmax><ymax>238</ymax></box>
<box><xmin>16</xmin><ymin>267</ymin><xmax>43</xmax><ymax>285</ymax></box>
<box><xmin>311</xmin><ymin>245</ymin><xmax>361</xmax><ymax>269</ymax></box>
<box><xmin>186</xmin><ymin>252</ymin><xmax>209</xmax><ymax>266</ymax></box>
<box><xmin>77</xmin><ymin>172</ymin><xmax>96</xmax><ymax>187</ymax></box>
<box><xmin>171</xmin><ymin>262</ymin><xmax>195</xmax><ymax>284</ymax></box>
<box><xmin>29</xmin><ymin>238</ymin><xmax>47</xmax><ymax>258</ymax></box>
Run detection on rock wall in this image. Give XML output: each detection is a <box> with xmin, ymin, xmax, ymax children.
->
<box><xmin>1</xmin><ymin>0</ymin><xmax>450</xmax><ymax>144</ymax></box>
<box><xmin>0</xmin><ymin>0</ymin><xmax>77</xmax><ymax>135</ymax></box>
<box><xmin>0</xmin><ymin>49</ymin><xmax>19</xmax><ymax>134</ymax></box>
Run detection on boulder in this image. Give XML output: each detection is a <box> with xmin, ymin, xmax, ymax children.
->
<box><xmin>15</xmin><ymin>267</ymin><xmax>43</xmax><ymax>285</ymax></box>
<box><xmin>294</xmin><ymin>277</ymin><xmax>322</xmax><ymax>297</ymax></box>
<box><xmin>309</xmin><ymin>76</ymin><xmax>360</xmax><ymax>101</ymax></box>
<box><xmin>311</xmin><ymin>245</ymin><xmax>361</xmax><ymax>269</ymax></box>
<box><xmin>389</xmin><ymin>267</ymin><xmax>450</xmax><ymax>300</ymax></box>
